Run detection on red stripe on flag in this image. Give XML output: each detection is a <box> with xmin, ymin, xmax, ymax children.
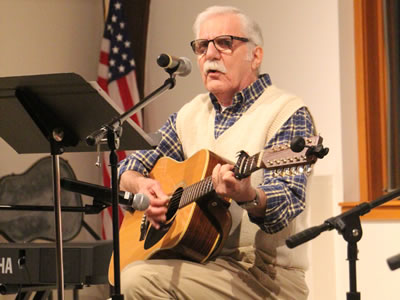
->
<box><xmin>118</xmin><ymin>206</ymin><xmax>124</xmax><ymax>226</ymax></box>
<box><xmin>99</xmin><ymin>51</ymin><xmax>109</xmax><ymax>65</ymax></box>
<box><xmin>101</xmin><ymin>160</ymin><xmax>111</xmax><ymax>239</ymax></box>
<box><xmin>117</xmin><ymin>150</ymin><xmax>127</xmax><ymax>162</ymax></box>
<box><xmin>116</xmin><ymin>77</ymin><xmax>140</xmax><ymax>125</ymax></box>
<box><xmin>97</xmin><ymin>76</ymin><xmax>109</xmax><ymax>93</ymax></box>
<box><xmin>116</xmin><ymin>77</ymin><xmax>134</xmax><ymax>109</ymax></box>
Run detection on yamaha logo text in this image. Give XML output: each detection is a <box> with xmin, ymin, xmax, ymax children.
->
<box><xmin>0</xmin><ymin>257</ymin><xmax>13</xmax><ymax>274</ymax></box>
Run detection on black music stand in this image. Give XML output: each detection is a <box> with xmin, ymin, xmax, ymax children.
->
<box><xmin>0</xmin><ymin>73</ymin><xmax>154</xmax><ymax>300</ymax></box>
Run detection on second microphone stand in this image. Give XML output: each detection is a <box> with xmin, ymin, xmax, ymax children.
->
<box><xmin>286</xmin><ymin>188</ymin><xmax>400</xmax><ymax>300</ymax></box>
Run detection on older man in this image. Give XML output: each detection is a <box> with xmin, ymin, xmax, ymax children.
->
<box><xmin>118</xmin><ymin>5</ymin><xmax>315</xmax><ymax>300</ymax></box>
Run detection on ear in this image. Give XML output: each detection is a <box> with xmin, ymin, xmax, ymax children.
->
<box><xmin>251</xmin><ymin>46</ymin><xmax>263</xmax><ymax>71</ymax></box>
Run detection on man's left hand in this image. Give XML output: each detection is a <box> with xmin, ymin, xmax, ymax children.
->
<box><xmin>211</xmin><ymin>163</ymin><xmax>256</xmax><ymax>203</ymax></box>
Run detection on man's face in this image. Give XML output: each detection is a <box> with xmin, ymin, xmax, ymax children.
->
<box><xmin>197</xmin><ymin>14</ymin><xmax>260</xmax><ymax>102</ymax></box>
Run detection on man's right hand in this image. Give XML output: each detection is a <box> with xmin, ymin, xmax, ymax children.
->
<box><xmin>120</xmin><ymin>171</ymin><xmax>169</xmax><ymax>229</ymax></box>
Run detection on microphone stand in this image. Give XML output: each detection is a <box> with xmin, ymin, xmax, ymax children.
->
<box><xmin>286</xmin><ymin>188</ymin><xmax>400</xmax><ymax>300</ymax></box>
<box><xmin>86</xmin><ymin>75</ymin><xmax>176</xmax><ymax>300</ymax></box>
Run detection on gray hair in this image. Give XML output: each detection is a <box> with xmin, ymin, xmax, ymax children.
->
<box><xmin>193</xmin><ymin>6</ymin><xmax>264</xmax><ymax>47</ymax></box>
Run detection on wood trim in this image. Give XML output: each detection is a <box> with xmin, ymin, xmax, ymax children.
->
<box><xmin>340</xmin><ymin>201</ymin><xmax>400</xmax><ymax>220</ymax></box>
<box><xmin>125</xmin><ymin>0</ymin><xmax>151</xmax><ymax>100</ymax></box>
<box><xmin>104</xmin><ymin>0</ymin><xmax>110</xmax><ymax>19</ymax></box>
<box><xmin>353</xmin><ymin>0</ymin><xmax>388</xmax><ymax>203</ymax></box>
<box><xmin>386</xmin><ymin>0</ymin><xmax>400</xmax><ymax>189</ymax></box>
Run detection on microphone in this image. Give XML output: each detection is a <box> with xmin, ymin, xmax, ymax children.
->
<box><xmin>60</xmin><ymin>178</ymin><xmax>149</xmax><ymax>211</ymax></box>
<box><xmin>286</xmin><ymin>222</ymin><xmax>333</xmax><ymax>248</ymax></box>
<box><xmin>157</xmin><ymin>53</ymin><xmax>192</xmax><ymax>76</ymax></box>
<box><xmin>387</xmin><ymin>253</ymin><xmax>400</xmax><ymax>271</ymax></box>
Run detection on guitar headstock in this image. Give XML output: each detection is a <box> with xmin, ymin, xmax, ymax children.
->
<box><xmin>234</xmin><ymin>135</ymin><xmax>328</xmax><ymax>179</ymax></box>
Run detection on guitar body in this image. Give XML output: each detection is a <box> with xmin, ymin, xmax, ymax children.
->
<box><xmin>109</xmin><ymin>149</ymin><xmax>232</xmax><ymax>285</ymax></box>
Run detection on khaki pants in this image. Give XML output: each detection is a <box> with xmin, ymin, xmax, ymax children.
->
<box><xmin>120</xmin><ymin>258</ymin><xmax>308</xmax><ymax>300</ymax></box>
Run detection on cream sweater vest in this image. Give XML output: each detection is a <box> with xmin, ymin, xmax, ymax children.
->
<box><xmin>176</xmin><ymin>85</ymin><xmax>310</xmax><ymax>271</ymax></box>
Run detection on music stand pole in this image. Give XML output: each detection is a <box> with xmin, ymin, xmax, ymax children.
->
<box><xmin>51</xmin><ymin>152</ymin><xmax>64</xmax><ymax>300</ymax></box>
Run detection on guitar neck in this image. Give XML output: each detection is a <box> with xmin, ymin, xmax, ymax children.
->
<box><xmin>178</xmin><ymin>152</ymin><xmax>262</xmax><ymax>208</ymax></box>
<box><xmin>175</xmin><ymin>135</ymin><xmax>324</xmax><ymax>209</ymax></box>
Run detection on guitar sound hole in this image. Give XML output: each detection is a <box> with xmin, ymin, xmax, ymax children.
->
<box><xmin>144</xmin><ymin>188</ymin><xmax>182</xmax><ymax>250</ymax></box>
<box><xmin>166</xmin><ymin>187</ymin><xmax>182</xmax><ymax>221</ymax></box>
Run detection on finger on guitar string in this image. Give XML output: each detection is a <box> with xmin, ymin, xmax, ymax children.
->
<box><xmin>212</xmin><ymin>162</ymin><xmax>256</xmax><ymax>203</ymax></box>
<box><xmin>211</xmin><ymin>163</ymin><xmax>221</xmax><ymax>182</ymax></box>
<box><xmin>212</xmin><ymin>163</ymin><xmax>238</xmax><ymax>196</ymax></box>
<box><xmin>145</xmin><ymin>194</ymin><xmax>172</xmax><ymax>229</ymax></box>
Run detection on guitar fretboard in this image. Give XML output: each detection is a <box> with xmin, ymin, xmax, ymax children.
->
<box><xmin>179</xmin><ymin>177</ymin><xmax>214</xmax><ymax>208</ymax></box>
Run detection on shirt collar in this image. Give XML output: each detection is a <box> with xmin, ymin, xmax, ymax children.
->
<box><xmin>210</xmin><ymin>73</ymin><xmax>272</xmax><ymax>111</ymax></box>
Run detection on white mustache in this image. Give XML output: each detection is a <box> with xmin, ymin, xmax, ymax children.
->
<box><xmin>203</xmin><ymin>60</ymin><xmax>227</xmax><ymax>74</ymax></box>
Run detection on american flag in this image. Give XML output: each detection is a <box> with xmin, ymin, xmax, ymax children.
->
<box><xmin>97</xmin><ymin>0</ymin><xmax>142</xmax><ymax>239</ymax></box>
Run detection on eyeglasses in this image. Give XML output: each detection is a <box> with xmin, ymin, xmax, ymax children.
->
<box><xmin>190</xmin><ymin>35</ymin><xmax>250</xmax><ymax>55</ymax></box>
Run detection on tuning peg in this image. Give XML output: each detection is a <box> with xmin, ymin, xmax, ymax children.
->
<box><xmin>305</xmin><ymin>165</ymin><xmax>313</xmax><ymax>175</ymax></box>
<box><xmin>290</xmin><ymin>136</ymin><xmax>329</xmax><ymax>159</ymax></box>
<box><xmin>297</xmin><ymin>165</ymin><xmax>304</xmax><ymax>174</ymax></box>
<box><xmin>290</xmin><ymin>167</ymin><xmax>298</xmax><ymax>176</ymax></box>
<box><xmin>316</xmin><ymin>146</ymin><xmax>329</xmax><ymax>158</ymax></box>
<box><xmin>306</xmin><ymin>145</ymin><xmax>329</xmax><ymax>159</ymax></box>
<box><xmin>290</xmin><ymin>136</ymin><xmax>306</xmax><ymax>153</ymax></box>
<box><xmin>284</xmin><ymin>168</ymin><xmax>292</xmax><ymax>176</ymax></box>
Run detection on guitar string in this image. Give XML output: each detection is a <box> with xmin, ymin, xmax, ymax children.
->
<box><xmin>168</xmin><ymin>154</ymin><xmax>259</xmax><ymax>211</ymax></box>
<box><xmin>168</xmin><ymin>177</ymin><xmax>213</xmax><ymax>211</ymax></box>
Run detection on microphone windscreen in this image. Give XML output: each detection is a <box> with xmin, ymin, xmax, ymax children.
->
<box><xmin>132</xmin><ymin>194</ymin><xmax>150</xmax><ymax>211</ymax></box>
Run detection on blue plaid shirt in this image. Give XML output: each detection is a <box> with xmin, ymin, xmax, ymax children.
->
<box><xmin>119</xmin><ymin>74</ymin><xmax>315</xmax><ymax>233</ymax></box>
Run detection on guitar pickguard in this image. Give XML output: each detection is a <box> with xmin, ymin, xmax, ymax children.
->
<box><xmin>144</xmin><ymin>221</ymin><xmax>174</xmax><ymax>249</ymax></box>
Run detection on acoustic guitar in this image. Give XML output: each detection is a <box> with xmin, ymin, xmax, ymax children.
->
<box><xmin>109</xmin><ymin>135</ymin><xmax>328</xmax><ymax>284</ymax></box>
